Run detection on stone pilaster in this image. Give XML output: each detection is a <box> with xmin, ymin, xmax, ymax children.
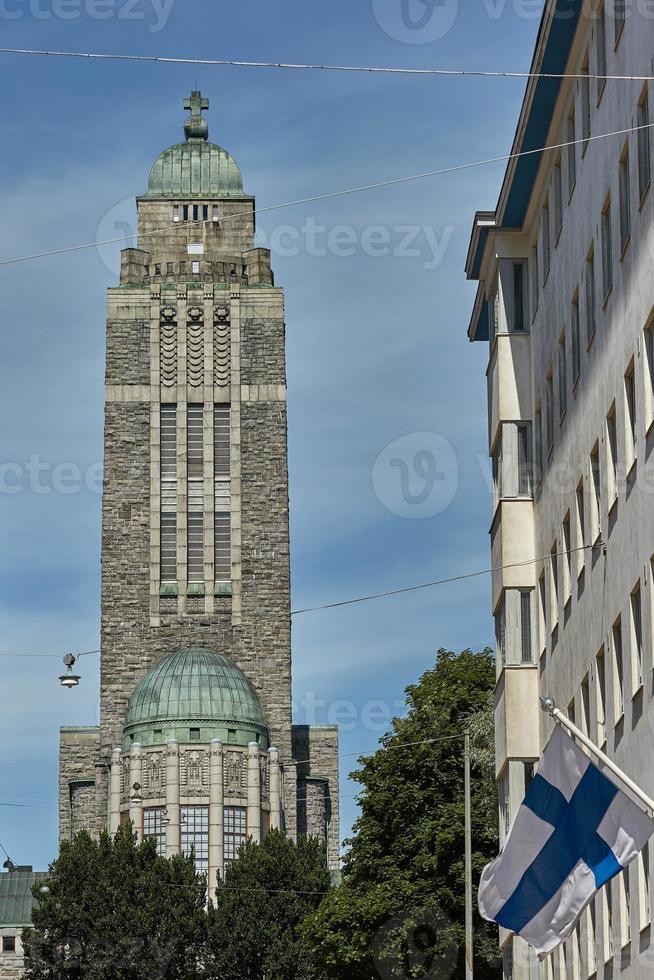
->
<box><xmin>129</xmin><ymin>744</ymin><xmax>143</xmax><ymax>838</ymax></box>
<box><xmin>109</xmin><ymin>747</ymin><xmax>122</xmax><ymax>835</ymax></box>
<box><xmin>247</xmin><ymin>742</ymin><xmax>261</xmax><ymax>843</ymax></box>
<box><xmin>165</xmin><ymin>739</ymin><xmax>180</xmax><ymax>856</ymax></box>
<box><xmin>269</xmin><ymin>746</ymin><xmax>281</xmax><ymax>831</ymax></box>
<box><xmin>209</xmin><ymin>739</ymin><xmax>224</xmax><ymax>889</ymax></box>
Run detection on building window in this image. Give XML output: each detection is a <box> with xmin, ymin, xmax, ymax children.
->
<box><xmin>531</xmin><ymin>243</ymin><xmax>539</xmax><ymax>318</ymax></box>
<box><xmin>535</xmin><ymin>407</ymin><xmax>543</xmax><ymax>484</ymax></box>
<box><xmin>607</xmin><ymin>405</ymin><xmax>618</xmax><ymax>504</ymax></box>
<box><xmin>190</xmin><ymin>727</ymin><xmax>201</xmax><ymax>741</ymax></box>
<box><xmin>620</xmin><ymin>869</ymin><xmax>631</xmax><ymax>946</ymax></box>
<box><xmin>554</xmin><ymin>157</ymin><xmax>563</xmax><ymax>241</ymax></box>
<box><xmin>571</xmin><ymin>293</ymin><xmax>581</xmax><ymax>382</ymax></box>
<box><xmin>639</xmin><ymin>841</ymin><xmax>650</xmax><ymax>929</ymax></box>
<box><xmin>212</xmin><ymin>205</ymin><xmax>221</xmax><ymax>222</ymax></box>
<box><xmin>495</xmin><ymin>597</ymin><xmax>506</xmax><ymax>666</ymax></box>
<box><xmin>596</xmin><ymin>646</ymin><xmax>607</xmax><ymax>745</ymax></box>
<box><xmin>614</xmin><ymin>0</ymin><xmax>625</xmax><ymax>43</ymax></box>
<box><xmin>638</xmin><ymin>89</ymin><xmax>651</xmax><ymax>200</ymax></box>
<box><xmin>590</xmin><ymin>444</ymin><xmax>602</xmax><ymax>542</ymax></box>
<box><xmin>160</xmin><ymin>404</ymin><xmax>178</xmax><ymax>583</ymax></box>
<box><xmin>187</xmin><ymin>404</ymin><xmax>205</xmax><ymax>585</ymax></box>
<box><xmin>619</xmin><ymin>145</ymin><xmax>631</xmax><ymax>252</ymax></box>
<box><xmin>546</xmin><ymin>372</ymin><xmax>554</xmax><ymax>454</ymax></box>
<box><xmin>550</xmin><ymin>542</ymin><xmax>559</xmax><ymax>629</ymax></box>
<box><xmin>605</xmin><ymin>881</ymin><xmax>614</xmax><ymax>963</ymax></box>
<box><xmin>580</xmin><ymin>674</ymin><xmax>591</xmax><ymax>735</ymax></box>
<box><xmin>192</xmin><ymin>204</ymin><xmax>199</xmax><ymax>222</ymax></box>
<box><xmin>587</xmin><ymin>901</ymin><xmax>597</xmax><ymax>976</ymax></box>
<box><xmin>567</xmin><ymin>110</ymin><xmax>577</xmax><ymax>199</ymax></box>
<box><xmin>562</xmin><ymin>513</ymin><xmax>572</xmax><ymax>605</ymax></box>
<box><xmin>520</xmin><ymin>590</ymin><xmax>533</xmax><ymax>664</ymax></box>
<box><xmin>492</xmin><ymin>435</ymin><xmax>502</xmax><ymax>509</ymax></box>
<box><xmin>585</xmin><ymin>246</ymin><xmax>596</xmax><ymax>343</ymax></box>
<box><xmin>597</xmin><ymin>6</ymin><xmax>607</xmax><ymax>102</ymax></box>
<box><xmin>625</xmin><ymin>362</ymin><xmax>636</xmax><ymax>466</ymax></box>
<box><xmin>542</xmin><ymin>202</ymin><xmax>551</xmax><ymax>280</ymax></box>
<box><xmin>143</xmin><ymin>807</ymin><xmax>167</xmax><ymax>857</ymax></box>
<box><xmin>191</xmin><ymin>261</ymin><xmax>200</xmax><ymax>275</ymax></box>
<box><xmin>631</xmin><ymin>583</ymin><xmax>643</xmax><ymax>690</ymax></box>
<box><xmin>173</xmin><ymin>205</ymin><xmax>180</xmax><ymax>222</ymax></box>
<box><xmin>181</xmin><ymin>805</ymin><xmax>209</xmax><ymax>873</ymax></box>
<box><xmin>645</xmin><ymin>320</ymin><xmax>654</xmax><ymax>424</ymax></box>
<box><xmin>2</xmin><ymin>936</ymin><xmax>16</xmax><ymax>953</ymax></box>
<box><xmin>510</xmin><ymin>261</ymin><xmax>528</xmax><ymax>332</ymax></box>
<box><xmin>558</xmin><ymin>334</ymin><xmax>567</xmax><ymax>420</ymax></box>
<box><xmin>489</xmin><ymin>284</ymin><xmax>500</xmax><ymax>345</ymax></box>
<box><xmin>538</xmin><ymin>572</ymin><xmax>547</xmax><ymax>654</ymax></box>
<box><xmin>517</xmin><ymin>423</ymin><xmax>532</xmax><ymax>496</ymax></box>
<box><xmin>202</xmin><ymin>204</ymin><xmax>209</xmax><ymax>222</ymax></box>
<box><xmin>502</xmin><ymin>942</ymin><xmax>513</xmax><ymax>980</ymax></box>
<box><xmin>214</xmin><ymin>405</ymin><xmax>231</xmax><ymax>583</ymax></box>
<box><xmin>601</xmin><ymin>197</ymin><xmax>613</xmax><ymax>300</ymax></box>
<box><xmin>613</xmin><ymin>617</ymin><xmax>624</xmax><ymax>722</ymax></box>
<box><xmin>576</xmin><ymin>479</ymin><xmax>586</xmax><ymax>572</ymax></box>
<box><xmin>223</xmin><ymin>806</ymin><xmax>247</xmax><ymax>867</ymax></box>
<box><xmin>183</xmin><ymin>204</ymin><xmax>189</xmax><ymax>221</ymax></box>
<box><xmin>581</xmin><ymin>56</ymin><xmax>591</xmax><ymax>150</ymax></box>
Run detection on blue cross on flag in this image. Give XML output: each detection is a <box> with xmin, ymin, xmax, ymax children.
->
<box><xmin>478</xmin><ymin>725</ymin><xmax>654</xmax><ymax>958</ymax></box>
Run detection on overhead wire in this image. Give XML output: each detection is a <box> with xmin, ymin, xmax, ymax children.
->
<box><xmin>0</xmin><ymin>122</ymin><xmax>652</xmax><ymax>269</ymax></box>
<box><xmin>1</xmin><ymin>47</ymin><xmax>653</xmax><ymax>82</ymax></box>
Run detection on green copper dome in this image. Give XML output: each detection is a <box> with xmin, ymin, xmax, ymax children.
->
<box><xmin>141</xmin><ymin>90</ymin><xmax>252</xmax><ymax>201</ymax></box>
<box><xmin>123</xmin><ymin>647</ymin><xmax>268</xmax><ymax>749</ymax></box>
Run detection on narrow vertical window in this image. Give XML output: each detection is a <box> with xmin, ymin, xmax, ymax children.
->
<box><xmin>531</xmin><ymin>243</ymin><xmax>539</xmax><ymax>317</ymax></box>
<box><xmin>587</xmin><ymin>901</ymin><xmax>597</xmax><ymax>976</ymax></box>
<box><xmin>224</xmin><ymin>806</ymin><xmax>247</xmax><ymax>866</ymax></box>
<box><xmin>511</xmin><ymin>261</ymin><xmax>527</xmax><ymax>332</ymax></box>
<box><xmin>492</xmin><ymin>434</ymin><xmax>502</xmax><ymax>508</ymax></box>
<box><xmin>495</xmin><ymin>597</ymin><xmax>506</xmax><ymax>667</ymax></box>
<box><xmin>550</xmin><ymin>542</ymin><xmax>559</xmax><ymax>628</ymax></box>
<box><xmin>542</xmin><ymin>202</ymin><xmax>551</xmax><ymax>279</ymax></box>
<box><xmin>585</xmin><ymin>246</ymin><xmax>596</xmax><ymax>343</ymax></box>
<box><xmin>187</xmin><ymin>404</ymin><xmax>205</xmax><ymax>585</ymax></box>
<box><xmin>546</xmin><ymin>373</ymin><xmax>554</xmax><ymax>453</ymax></box>
<box><xmin>214</xmin><ymin>405</ymin><xmax>231</xmax><ymax>584</ymax></box>
<box><xmin>202</xmin><ymin>204</ymin><xmax>209</xmax><ymax>222</ymax></box>
<box><xmin>597</xmin><ymin>6</ymin><xmax>607</xmax><ymax>102</ymax></box>
<box><xmin>554</xmin><ymin>157</ymin><xmax>563</xmax><ymax>240</ymax></box>
<box><xmin>181</xmin><ymin>805</ymin><xmax>209</xmax><ymax>873</ymax></box>
<box><xmin>645</xmin><ymin>321</ymin><xmax>654</xmax><ymax>423</ymax></box>
<box><xmin>591</xmin><ymin>444</ymin><xmax>602</xmax><ymax>541</ymax></box>
<box><xmin>538</xmin><ymin>572</ymin><xmax>547</xmax><ymax>654</ymax></box>
<box><xmin>567</xmin><ymin>110</ymin><xmax>577</xmax><ymax>198</ymax></box>
<box><xmin>191</xmin><ymin>261</ymin><xmax>200</xmax><ymax>275</ymax></box>
<box><xmin>183</xmin><ymin>204</ymin><xmax>189</xmax><ymax>222</ymax></box>
<box><xmin>534</xmin><ymin>407</ymin><xmax>543</xmax><ymax>484</ymax></box>
<box><xmin>619</xmin><ymin>146</ymin><xmax>631</xmax><ymax>251</ymax></box>
<box><xmin>571</xmin><ymin>293</ymin><xmax>581</xmax><ymax>382</ymax></box>
<box><xmin>581</xmin><ymin>57</ymin><xmax>591</xmax><ymax>149</ymax></box>
<box><xmin>639</xmin><ymin>842</ymin><xmax>651</xmax><ymax>929</ymax></box>
<box><xmin>581</xmin><ymin>674</ymin><xmax>591</xmax><ymax>735</ymax></box>
<box><xmin>638</xmin><ymin>89</ymin><xmax>651</xmax><ymax>200</ymax></box>
<box><xmin>607</xmin><ymin>406</ymin><xmax>618</xmax><ymax>503</ymax></box>
<box><xmin>160</xmin><ymin>404</ymin><xmax>178</xmax><ymax>584</ymax></box>
<box><xmin>613</xmin><ymin>617</ymin><xmax>624</xmax><ymax>721</ymax></box>
<box><xmin>631</xmin><ymin>583</ymin><xmax>643</xmax><ymax>690</ymax></box>
<box><xmin>520</xmin><ymin>590</ymin><xmax>532</xmax><ymax>664</ymax></box>
<box><xmin>212</xmin><ymin>204</ymin><xmax>221</xmax><ymax>222</ymax></box>
<box><xmin>625</xmin><ymin>363</ymin><xmax>636</xmax><ymax>465</ymax></box>
<box><xmin>558</xmin><ymin>334</ymin><xmax>567</xmax><ymax>419</ymax></box>
<box><xmin>562</xmin><ymin>513</ymin><xmax>572</xmax><ymax>605</ymax></box>
<box><xmin>173</xmin><ymin>204</ymin><xmax>180</xmax><ymax>222</ymax></box>
<box><xmin>192</xmin><ymin>204</ymin><xmax>200</xmax><ymax>222</ymax></box>
<box><xmin>602</xmin><ymin>197</ymin><xmax>613</xmax><ymax>299</ymax></box>
<box><xmin>576</xmin><ymin>479</ymin><xmax>586</xmax><ymax>573</ymax></box>
<box><xmin>596</xmin><ymin>647</ymin><xmax>607</xmax><ymax>745</ymax></box>
<box><xmin>620</xmin><ymin>870</ymin><xmax>631</xmax><ymax>946</ymax></box>
<box><xmin>517</xmin><ymin>423</ymin><xmax>532</xmax><ymax>496</ymax></box>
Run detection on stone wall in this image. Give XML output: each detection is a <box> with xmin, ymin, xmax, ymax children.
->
<box><xmin>292</xmin><ymin>725</ymin><xmax>340</xmax><ymax>869</ymax></box>
<box><xmin>58</xmin><ymin>727</ymin><xmax>100</xmax><ymax>842</ymax></box>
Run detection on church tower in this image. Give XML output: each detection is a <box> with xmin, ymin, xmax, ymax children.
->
<box><xmin>58</xmin><ymin>93</ymin><xmax>339</xmax><ymax>879</ymax></box>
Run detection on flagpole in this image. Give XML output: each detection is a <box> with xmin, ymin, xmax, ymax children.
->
<box><xmin>464</xmin><ymin>731</ymin><xmax>474</xmax><ymax>980</ymax></box>
<box><xmin>540</xmin><ymin>697</ymin><xmax>654</xmax><ymax>814</ymax></box>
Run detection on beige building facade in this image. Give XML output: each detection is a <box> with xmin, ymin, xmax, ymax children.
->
<box><xmin>466</xmin><ymin>1</ymin><xmax>654</xmax><ymax>977</ymax></box>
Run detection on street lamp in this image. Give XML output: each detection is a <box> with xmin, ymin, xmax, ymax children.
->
<box><xmin>59</xmin><ymin>654</ymin><xmax>81</xmax><ymax>689</ymax></box>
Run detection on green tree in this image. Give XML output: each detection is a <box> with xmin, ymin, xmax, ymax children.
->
<box><xmin>205</xmin><ymin>830</ymin><xmax>331</xmax><ymax>980</ymax></box>
<box><xmin>22</xmin><ymin>823</ymin><xmax>207</xmax><ymax>980</ymax></box>
<box><xmin>303</xmin><ymin>648</ymin><xmax>501</xmax><ymax>980</ymax></box>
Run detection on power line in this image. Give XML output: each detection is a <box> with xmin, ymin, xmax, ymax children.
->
<box><xmin>291</xmin><ymin>544</ymin><xmax>596</xmax><ymax>615</ymax></box>
<box><xmin>0</xmin><ymin>649</ymin><xmax>99</xmax><ymax>659</ymax></box>
<box><xmin>0</xmin><ymin>122</ymin><xmax>652</xmax><ymax>269</ymax></box>
<box><xmin>0</xmin><ymin>47</ymin><xmax>652</xmax><ymax>82</ymax></box>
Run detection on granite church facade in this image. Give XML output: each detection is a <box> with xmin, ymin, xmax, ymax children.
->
<box><xmin>57</xmin><ymin>92</ymin><xmax>339</xmax><ymax>886</ymax></box>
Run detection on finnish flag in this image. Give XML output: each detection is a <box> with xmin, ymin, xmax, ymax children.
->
<box><xmin>478</xmin><ymin>725</ymin><xmax>654</xmax><ymax>957</ymax></box>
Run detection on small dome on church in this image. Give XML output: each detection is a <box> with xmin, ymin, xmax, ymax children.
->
<box><xmin>123</xmin><ymin>647</ymin><xmax>268</xmax><ymax>749</ymax></box>
<box><xmin>141</xmin><ymin>90</ymin><xmax>251</xmax><ymax>200</ymax></box>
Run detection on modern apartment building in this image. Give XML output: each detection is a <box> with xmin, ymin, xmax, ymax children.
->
<box><xmin>466</xmin><ymin>1</ymin><xmax>654</xmax><ymax>977</ymax></box>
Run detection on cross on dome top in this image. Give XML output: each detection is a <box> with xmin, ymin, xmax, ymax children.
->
<box><xmin>184</xmin><ymin>90</ymin><xmax>209</xmax><ymax>142</ymax></box>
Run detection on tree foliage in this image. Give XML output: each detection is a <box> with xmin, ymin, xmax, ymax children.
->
<box><xmin>205</xmin><ymin>830</ymin><xmax>331</xmax><ymax>979</ymax></box>
<box><xmin>22</xmin><ymin>823</ymin><xmax>207</xmax><ymax>980</ymax></box>
<box><xmin>303</xmin><ymin>649</ymin><xmax>501</xmax><ymax>980</ymax></box>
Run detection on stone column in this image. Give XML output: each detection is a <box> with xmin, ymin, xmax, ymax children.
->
<box><xmin>166</xmin><ymin>739</ymin><xmax>180</xmax><ymax>856</ymax></box>
<box><xmin>129</xmin><ymin>743</ymin><xmax>143</xmax><ymax>839</ymax></box>
<box><xmin>209</xmin><ymin>739</ymin><xmax>224</xmax><ymax>887</ymax></box>
<box><xmin>269</xmin><ymin>747</ymin><xmax>281</xmax><ymax>831</ymax></box>
<box><xmin>247</xmin><ymin>742</ymin><xmax>261</xmax><ymax>844</ymax></box>
<box><xmin>109</xmin><ymin>747</ymin><xmax>122</xmax><ymax>835</ymax></box>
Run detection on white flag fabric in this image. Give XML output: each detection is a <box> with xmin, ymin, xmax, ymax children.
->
<box><xmin>478</xmin><ymin>725</ymin><xmax>654</xmax><ymax>958</ymax></box>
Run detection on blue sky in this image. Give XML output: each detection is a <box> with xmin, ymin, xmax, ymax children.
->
<box><xmin>0</xmin><ymin>0</ymin><xmax>543</xmax><ymax>869</ymax></box>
